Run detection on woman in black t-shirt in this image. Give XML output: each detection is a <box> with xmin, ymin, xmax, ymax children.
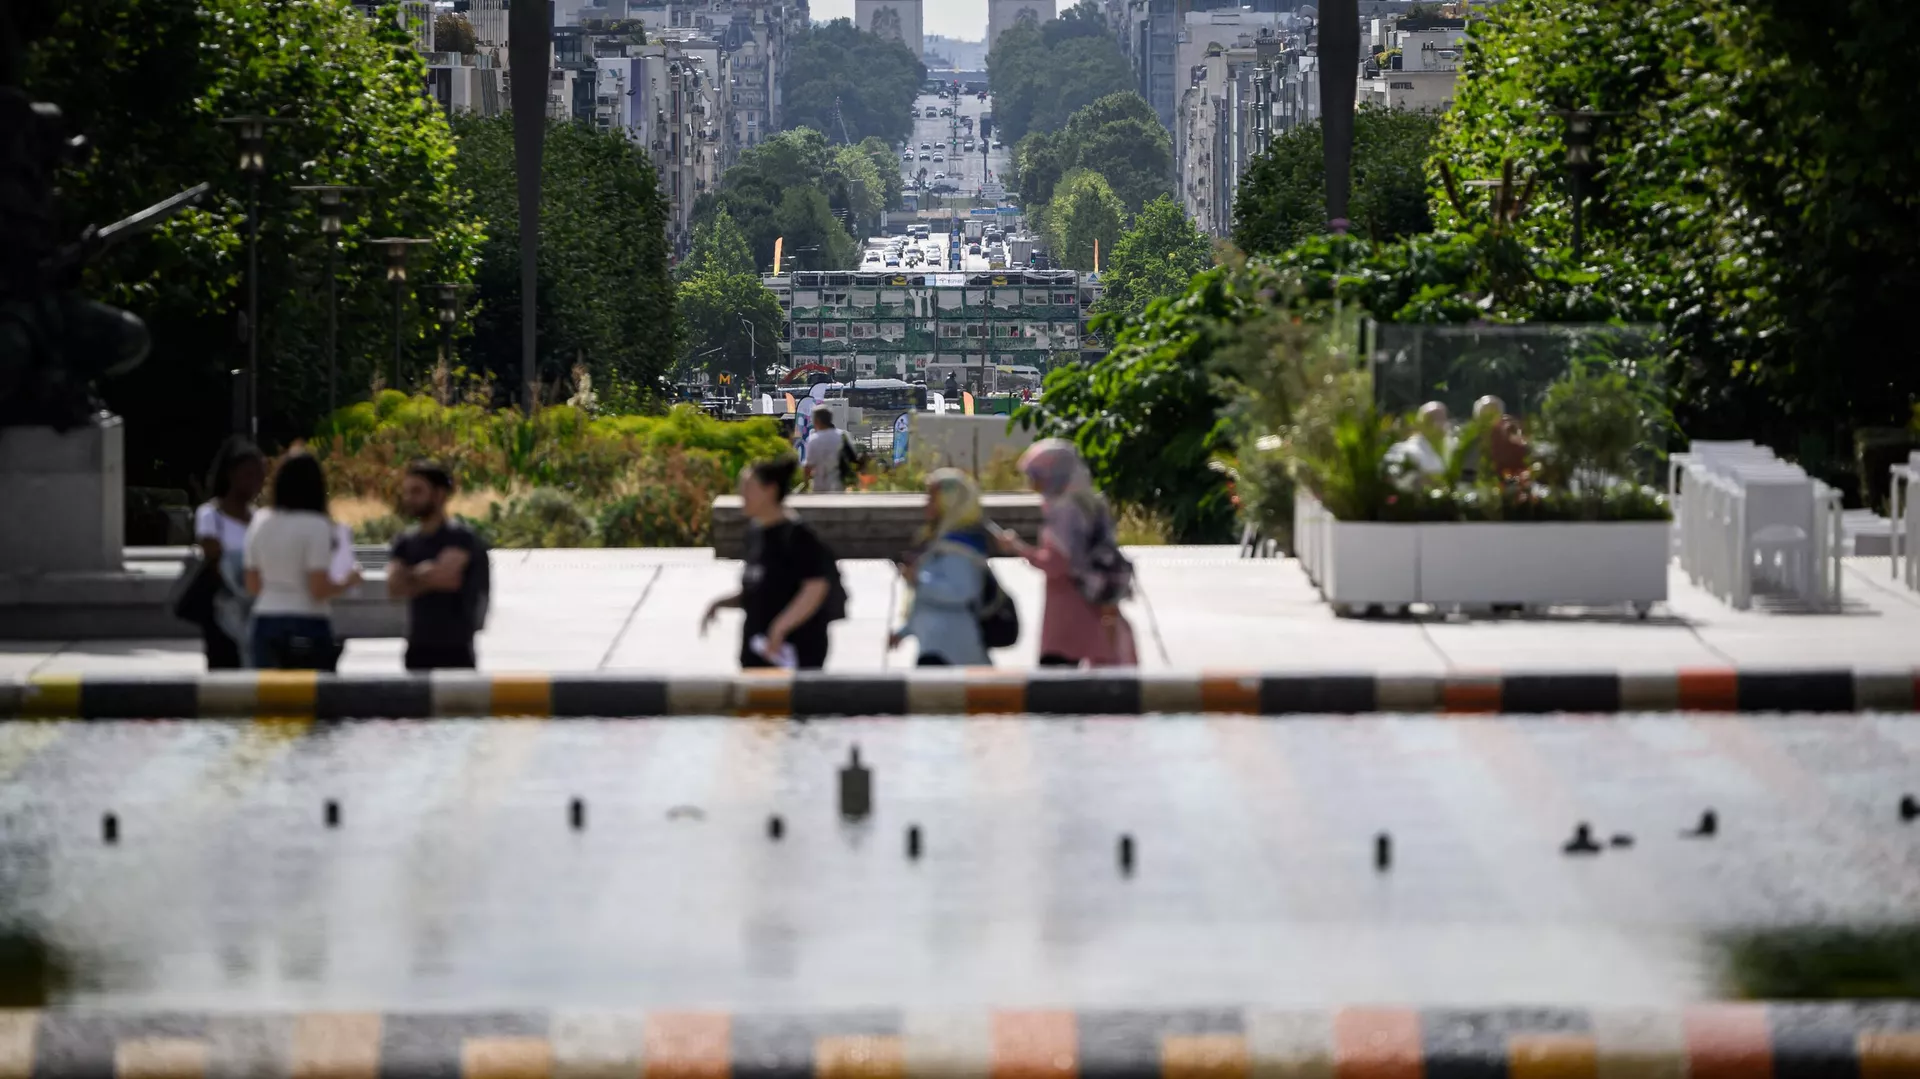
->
<box><xmin>702</xmin><ymin>458</ymin><xmax>837</xmax><ymax>670</ymax></box>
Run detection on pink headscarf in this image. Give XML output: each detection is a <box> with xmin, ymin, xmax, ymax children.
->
<box><xmin>1018</xmin><ymin>439</ymin><xmax>1109</xmax><ymax>576</ymax></box>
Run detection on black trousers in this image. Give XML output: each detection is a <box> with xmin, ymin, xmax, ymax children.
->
<box><xmin>202</xmin><ymin>623</ymin><xmax>243</xmax><ymax>670</ymax></box>
<box><xmin>406</xmin><ymin>641</ymin><xmax>477</xmax><ymax>671</ymax></box>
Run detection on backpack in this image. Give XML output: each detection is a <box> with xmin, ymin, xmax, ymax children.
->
<box><xmin>837</xmin><ymin>432</ymin><xmax>866</xmax><ymax>488</ymax></box>
<box><xmin>1077</xmin><ymin>513</ymin><xmax>1135</xmax><ymax>606</ymax></box>
<box><xmin>975</xmin><ymin>564</ymin><xmax>1020</xmax><ymax>650</ymax></box>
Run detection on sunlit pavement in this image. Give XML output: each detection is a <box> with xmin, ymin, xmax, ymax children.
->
<box><xmin>4</xmin><ymin>548</ymin><xmax>1919</xmax><ymax>677</ymax></box>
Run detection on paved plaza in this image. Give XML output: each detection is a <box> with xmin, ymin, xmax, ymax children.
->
<box><xmin>4</xmin><ymin>548</ymin><xmax>1919</xmax><ymax>678</ymax></box>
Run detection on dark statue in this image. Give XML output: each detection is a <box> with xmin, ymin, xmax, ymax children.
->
<box><xmin>0</xmin><ymin>0</ymin><xmax>205</xmax><ymax>431</ymax></box>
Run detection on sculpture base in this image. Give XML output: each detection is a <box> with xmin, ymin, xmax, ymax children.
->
<box><xmin>0</xmin><ymin>415</ymin><xmax>125</xmax><ymax>573</ymax></box>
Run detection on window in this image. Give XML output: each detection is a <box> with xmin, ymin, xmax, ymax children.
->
<box><xmin>993</xmin><ymin>323</ymin><xmax>1023</xmax><ymax>338</ymax></box>
<box><xmin>1052</xmin><ymin>292</ymin><xmax>1077</xmax><ymax>305</ymax></box>
<box><xmin>823</xmin><ymin>292</ymin><xmax>849</xmax><ymax>307</ymax></box>
<box><xmin>795</xmin><ymin>324</ymin><xmax>821</xmax><ymax>339</ymax></box>
<box><xmin>939</xmin><ymin>323</ymin><xmax>966</xmax><ymax>338</ymax></box>
<box><xmin>964</xmin><ymin>324</ymin><xmax>989</xmax><ymax>339</ymax></box>
<box><xmin>850</xmin><ymin>323</ymin><xmax>878</xmax><ymax>340</ymax></box>
<box><xmin>822</xmin><ymin>324</ymin><xmax>847</xmax><ymax>340</ymax></box>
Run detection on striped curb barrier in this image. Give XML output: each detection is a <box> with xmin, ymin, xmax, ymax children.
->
<box><xmin>0</xmin><ymin>1004</ymin><xmax>1914</xmax><ymax>1077</ymax></box>
<box><xmin>2</xmin><ymin>667</ymin><xmax>1918</xmax><ymax>720</ymax></box>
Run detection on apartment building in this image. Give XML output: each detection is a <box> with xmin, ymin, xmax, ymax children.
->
<box><xmin>1173</xmin><ymin>13</ymin><xmax>1320</xmax><ymax>237</ymax></box>
<box><xmin>1361</xmin><ymin>15</ymin><xmax>1467</xmax><ymax>110</ymax></box>
<box><xmin>767</xmin><ymin>270</ymin><xmax>1100</xmax><ymax>382</ymax></box>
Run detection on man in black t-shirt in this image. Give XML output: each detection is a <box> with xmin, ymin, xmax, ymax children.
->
<box><xmin>705</xmin><ymin>518</ymin><xmax>838</xmax><ymax>669</ymax></box>
<box><xmin>388</xmin><ymin>460</ymin><xmax>490</xmax><ymax>670</ymax></box>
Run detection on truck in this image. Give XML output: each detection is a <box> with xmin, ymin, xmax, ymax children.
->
<box><xmin>964</xmin><ymin>219</ymin><xmax>985</xmax><ymax>242</ymax></box>
<box><xmin>1007</xmin><ymin>236</ymin><xmax>1034</xmax><ymax>267</ymax></box>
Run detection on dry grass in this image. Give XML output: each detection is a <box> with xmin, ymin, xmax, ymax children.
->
<box><xmin>330</xmin><ymin>491</ymin><xmax>506</xmax><ymax>530</ymax></box>
<box><xmin>1114</xmin><ymin>504</ymin><xmax>1173</xmax><ymax>546</ymax></box>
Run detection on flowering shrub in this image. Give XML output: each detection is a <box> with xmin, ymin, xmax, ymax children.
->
<box><xmin>317</xmin><ymin>396</ymin><xmax>785</xmax><ymax>547</ymax></box>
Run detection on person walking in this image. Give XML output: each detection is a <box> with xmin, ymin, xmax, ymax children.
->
<box><xmin>702</xmin><ymin>458</ymin><xmax>842</xmax><ymax>670</ymax></box>
<box><xmin>387</xmin><ymin>460</ymin><xmax>490</xmax><ymax>671</ymax></box>
<box><xmin>891</xmin><ymin>468</ymin><xmax>990</xmax><ymax>667</ymax></box>
<box><xmin>995</xmin><ymin>439</ymin><xmax>1137</xmax><ymax>668</ymax></box>
<box><xmin>243</xmin><ymin>453</ymin><xmax>359</xmax><ymax>670</ymax></box>
<box><xmin>803</xmin><ymin>406</ymin><xmax>849</xmax><ymax>492</ymax></box>
<box><xmin>177</xmin><ymin>437</ymin><xmax>265</xmax><ymax>669</ymax></box>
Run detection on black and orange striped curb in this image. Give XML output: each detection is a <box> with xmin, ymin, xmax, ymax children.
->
<box><xmin>0</xmin><ymin>1004</ymin><xmax>1916</xmax><ymax>1076</ymax></box>
<box><xmin>3</xmin><ymin>667</ymin><xmax>1917</xmax><ymax>720</ymax></box>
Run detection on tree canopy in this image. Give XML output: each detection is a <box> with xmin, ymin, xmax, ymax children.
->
<box><xmin>781</xmin><ymin>18</ymin><xmax>926</xmax><ymax>148</ymax></box>
<box><xmin>680</xmin><ymin>207</ymin><xmax>757</xmax><ymax>280</ymax></box>
<box><xmin>987</xmin><ymin>15</ymin><xmax>1135</xmax><ymax>145</ymax></box>
<box><xmin>1095</xmin><ymin>195</ymin><xmax>1215</xmax><ymax>323</ymax></box>
<box><xmin>693</xmin><ymin>128</ymin><xmax>862</xmax><ymax>272</ymax></box>
<box><xmin>453</xmin><ymin>115</ymin><xmax>677</xmax><ymax>403</ymax></box>
<box><xmin>677</xmin><ymin>268</ymin><xmax>784</xmax><ymax>385</ymax></box>
<box><xmin>1231</xmin><ymin>104</ymin><xmax>1440</xmax><ymax>255</ymax></box>
<box><xmin>24</xmin><ymin>0</ymin><xmax>477</xmax><ymax>486</ymax></box>
<box><xmin>1016</xmin><ymin>92</ymin><xmax>1173</xmax><ymax>213</ymax></box>
<box><xmin>1044</xmin><ymin>170</ymin><xmax>1127</xmax><ymax>273</ymax></box>
<box><xmin>1432</xmin><ymin>0</ymin><xmax>1920</xmax><ymax>451</ymax></box>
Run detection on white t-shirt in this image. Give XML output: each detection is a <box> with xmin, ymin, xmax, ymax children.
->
<box><xmin>243</xmin><ymin>509</ymin><xmax>336</xmax><ymax>616</ymax></box>
<box><xmin>805</xmin><ymin>428</ymin><xmax>848</xmax><ymax>491</ymax></box>
<box><xmin>193</xmin><ymin>503</ymin><xmax>250</xmax><ymax>554</ymax></box>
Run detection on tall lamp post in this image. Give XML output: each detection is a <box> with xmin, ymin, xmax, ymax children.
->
<box><xmin>367</xmin><ymin>237</ymin><xmax>432</xmax><ymax>390</ymax></box>
<box><xmin>1549</xmin><ymin>108</ymin><xmax>1612</xmax><ymax>262</ymax></box>
<box><xmin>430</xmin><ymin>282</ymin><xmax>472</xmax><ymax>379</ymax></box>
<box><xmin>219</xmin><ymin>114</ymin><xmax>291</xmax><ymax>437</ymax></box>
<box><xmin>291</xmin><ymin>185</ymin><xmax>366</xmax><ymax>418</ymax></box>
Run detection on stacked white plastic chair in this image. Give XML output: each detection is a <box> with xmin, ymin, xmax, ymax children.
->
<box><xmin>1670</xmin><ymin>441</ymin><xmax>1844</xmax><ymax>610</ymax></box>
<box><xmin>1892</xmin><ymin>451</ymin><xmax>1920</xmax><ymax>590</ymax></box>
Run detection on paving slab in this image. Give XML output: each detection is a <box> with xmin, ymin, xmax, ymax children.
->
<box><xmin>4</xmin><ymin>549</ymin><xmax>1920</xmax><ymax>676</ymax></box>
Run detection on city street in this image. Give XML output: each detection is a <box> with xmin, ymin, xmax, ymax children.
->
<box><xmin>900</xmin><ymin>87</ymin><xmax>1009</xmax><ymax>202</ymax></box>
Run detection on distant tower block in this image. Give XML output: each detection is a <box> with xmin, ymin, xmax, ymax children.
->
<box><xmin>854</xmin><ymin>0</ymin><xmax>926</xmax><ymax>60</ymax></box>
<box><xmin>988</xmin><ymin>0</ymin><xmax>1057</xmax><ymax>52</ymax></box>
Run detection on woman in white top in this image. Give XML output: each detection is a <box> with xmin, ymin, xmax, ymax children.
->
<box><xmin>180</xmin><ymin>438</ymin><xmax>265</xmax><ymax>669</ymax></box>
<box><xmin>243</xmin><ymin>453</ymin><xmax>360</xmax><ymax>670</ymax></box>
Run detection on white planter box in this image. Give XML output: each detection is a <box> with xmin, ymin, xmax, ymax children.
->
<box><xmin>1296</xmin><ymin>490</ymin><xmax>1669</xmax><ymax>613</ymax></box>
<box><xmin>1320</xmin><ymin>521</ymin><xmax>1421</xmax><ymax>606</ymax></box>
<box><xmin>1417</xmin><ymin>521</ymin><xmax>1670</xmax><ymax>607</ymax></box>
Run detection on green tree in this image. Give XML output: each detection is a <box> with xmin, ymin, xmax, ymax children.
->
<box><xmin>859</xmin><ymin>136</ymin><xmax>906</xmax><ymax>210</ymax></box>
<box><xmin>781</xmin><ymin>19</ymin><xmax>926</xmax><ymax>147</ymax></box>
<box><xmin>830</xmin><ymin>144</ymin><xmax>886</xmax><ymax>236</ymax></box>
<box><xmin>1096</xmin><ymin>196</ymin><xmax>1214</xmax><ymax>322</ymax></box>
<box><xmin>678</xmin><ymin>271</ymin><xmax>785</xmax><ymax>384</ymax></box>
<box><xmin>453</xmin><ymin>115</ymin><xmax>676</xmax><ymax>401</ymax></box>
<box><xmin>1045</xmin><ymin>170</ymin><xmax>1126</xmax><ymax>272</ymax></box>
<box><xmin>681</xmin><ymin>207</ymin><xmax>756</xmax><ymax>279</ymax></box>
<box><xmin>24</xmin><ymin>0</ymin><xmax>478</xmax><ymax>485</ymax></box>
<box><xmin>433</xmin><ymin>12</ymin><xmax>477</xmax><ymax>55</ymax></box>
<box><xmin>1431</xmin><ymin>0</ymin><xmax>1920</xmax><ymax>450</ymax></box>
<box><xmin>987</xmin><ymin>18</ymin><xmax>1134</xmax><ymax>144</ymax></box>
<box><xmin>1232</xmin><ymin>105</ymin><xmax>1440</xmax><ymax>255</ymax></box>
<box><xmin>696</xmin><ymin>128</ymin><xmax>862</xmax><ymax>271</ymax></box>
<box><xmin>1017</xmin><ymin>92</ymin><xmax>1172</xmax><ymax>213</ymax></box>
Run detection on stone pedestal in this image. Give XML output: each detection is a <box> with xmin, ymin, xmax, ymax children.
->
<box><xmin>0</xmin><ymin>415</ymin><xmax>124</xmax><ymax>572</ymax></box>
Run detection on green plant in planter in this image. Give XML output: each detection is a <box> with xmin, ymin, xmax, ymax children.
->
<box><xmin>1533</xmin><ymin>363</ymin><xmax>1652</xmax><ymax>489</ymax></box>
<box><xmin>1298</xmin><ymin>399</ymin><xmax>1403</xmax><ymax>522</ymax></box>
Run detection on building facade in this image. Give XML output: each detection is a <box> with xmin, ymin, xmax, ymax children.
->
<box><xmin>987</xmin><ymin>0</ymin><xmax>1057</xmax><ymax>52</ymax></box>
<box><xmin>1361</xmin><ymin>16</ymin><xmax>1466</xmax><ymax>110</ymax></box>
<box><xmin>853</xmin><ymin>1</ymin><xmax>925</xmax><ymax>58</ymax></box>
<box><xmin>767</xmin><ymin>269</ymin><xmax>1098</xmax><ymax>383</ymax></box>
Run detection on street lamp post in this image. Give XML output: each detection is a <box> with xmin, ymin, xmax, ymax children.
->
<box><xmin>431</xmin><ymin>282</ymin><xmax>472</xmax><ymax>379</ymax></box>
<box><xmin>291</xmin><ymin>185</ymin><xmax>366</xmax><ymax>418</ymax></box>
<box><xmin>219</xmin><ymin>114</ymin><xmax>291</xmax><ymax>437</ymax></box>
<box><xmin>1549</xmin><ymin>108</ymin><xmax>1613</xmax><ymax>262</ymax></box>
<box><xmin>367</xmin><ymin>237</ymin><xmax>432</xmax><ymax>390</ymax></box>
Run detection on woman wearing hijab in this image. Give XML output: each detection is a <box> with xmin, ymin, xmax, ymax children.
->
<box><xmin>890</xmin><ymin>468</ymin><xmax>990</xmax><ymax>667</ymax></box>
<box><xmin>996</xmin><ymin>439</ymin><xmax>1136</xmax><ymax>667</ymax></box>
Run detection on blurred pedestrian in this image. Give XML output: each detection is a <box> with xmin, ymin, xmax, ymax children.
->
<box><xmin>243</xmin><ymin>453</ymin><xmax>359</xmax><ymax>670</ymax></box>
<box><xmin>175</xmin><ymin>436</ymin><xmax>265</xmax><ymax>669</ymax></box>
<box><xmin>388</xmin><ymin>460</ymin><xmax>490</xmax><ymax>671</ymax></box>
<box><xmin>890</xmin><ymin>468</ymin><xmax>992</xmax><ymax>667</ymax></box>
<box><xmin>804</xmin><ymin>406</ymin><xmax>849</xmax><ymax>492</ymax></box>
<box><xmin>702</xmin><ymin>457</ymin><xmax>845</xmax><ymax>670</ymax></box>
<box><xmin>995</xmin><ymin>439</ymin><xmax>1136</xmax><ymax>667</ymax></box>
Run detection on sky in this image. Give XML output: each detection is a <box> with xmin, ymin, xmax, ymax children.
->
<box><xmin>809</xmin><ymin>0</ymin><xmax>991</xmax><ymax>41</ymax></box>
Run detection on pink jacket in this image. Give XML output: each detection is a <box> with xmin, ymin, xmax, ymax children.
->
<box><xmin>1021</xmin><ymin>533</ymin><xmax>1135</xmax><ymax>667</ymax></box>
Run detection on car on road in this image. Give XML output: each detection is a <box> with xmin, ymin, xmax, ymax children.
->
<box><xmin>901</xmin><ymin>149</ymin><xmax>914</xmax><ymax>160</ymax></box>
<box><xmin>964</xmin><ymin>140</ymin><xmax>975</xmax><ymax>152</ymax></box>
<box><xmin>932</xmin><ymin>152</ymin><xmax>944</xmax><ymax>163</ymax></box>
<box><xmin>991</xmin><ymin>140</ymin><xmax>1003</xmax><ymax>150</ymax></box>
<box><xmin>940</xmin><ymin>108</ymin><xmax>953</xmax><ymax>117</ymax></box>
<box><xmin>920</xmin><ymin>142</ymin><xmax>931</xmax><ymax>150</ymax></box>
<box><xmin>968</xmin><ymin>243</ymin><xmax>982</xmax><ymax>255</ymax></box>
<box><xmin>919</xmin><ymin>150</ymin><xmax>930</xmax><ymax>160</ymax></box>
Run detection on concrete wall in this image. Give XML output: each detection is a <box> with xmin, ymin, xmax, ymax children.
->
<box><xmin>712</xmin><ymin>493</ymin><xmax>1044</xmax><ymax>560</ymax></box>
<box><xmin>908</xmin><ymin>414</ymin><xmax>1038</xmax><ymax>473</ymax></box>
<box><xmin>0</xmin><ymin>417</ymin><xmax>124</xmax><ymax>573</ymax></box>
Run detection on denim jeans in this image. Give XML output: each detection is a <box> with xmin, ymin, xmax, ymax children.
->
<box><xmin>249</xmin><ymin>615</ymin><xmax>338</xmax><ymax>671</ymax></box>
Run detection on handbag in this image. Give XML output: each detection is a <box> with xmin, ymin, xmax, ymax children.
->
<box><xmin>170</xmin><ymin>554</ymin><xmax>221</xmax><ymax>626</ymax></box>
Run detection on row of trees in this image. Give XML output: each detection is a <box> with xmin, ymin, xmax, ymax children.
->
<box><xmin>986</xmin><ymin>0</ymin><xmax>1133</xmax><ymax>145</ymax></box>
<box><xmin>1021</xmin><ymin>0</ymin><xmax>1920</xmax><ymax>537</ymax></box>
<box><xmin>781</xmin><ymin>18</ymin><xmax>927</xmax><ymax>148</ymax></box>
